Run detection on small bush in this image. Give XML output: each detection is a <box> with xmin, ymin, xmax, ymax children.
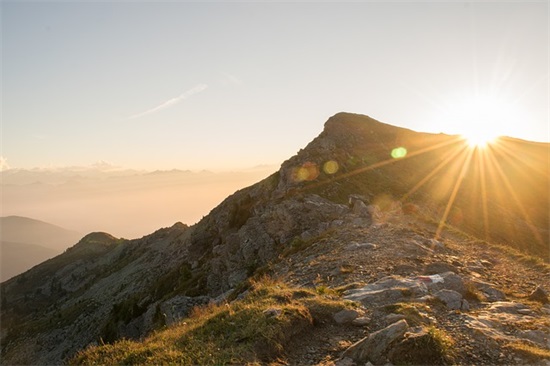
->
<box><xmin>388</xmin><ymin>325</ymin><xmax>455</xmax><ymax>365</ymax></box>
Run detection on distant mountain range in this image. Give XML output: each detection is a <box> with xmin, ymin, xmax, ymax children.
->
<box><xmin>0</xmin><ymin>216</ymin><xmax>82</xmax><ymax>281</ymax></box>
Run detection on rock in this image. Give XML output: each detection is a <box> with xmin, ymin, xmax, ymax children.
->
<box><xmin>351</xmin><ymin>317</ymin><xmax>371</xmax><ymax>327</ymax></box>
<box><xmin>160</xmin><ymin>295</ymin><xmax>210</xmax><ymax>326</ymax></box>
<box><xmin>424</xmin><ymin>272</ymin><xmax>466</xmax><ymax>295</ymax></box>
<box><xmin>487</xmin><ymin>301</ymin><xmax>529</xmax><ymax>314</ymax></box>
<box><xmin>385</xmin><ymin>313</ymin><xmax>406</xmax><ymax>324</ymax></box>
<box><xmin>334</xmin><ymin>357</ymin><xmax>355</xmax><ymax>366</ymax></box>
<box><xmin>423</xmin><ymin>262</ymin><xmax>457</xmax><ymax>275</ymax></box>
<box><xmin>263</xmin><ymin>308</ymin><xmax>282</xmax><ymax>318</ymax></box>
<box><xmin>341</xmin><ymin>319</ymin><xmax>409</xmax><ymax>364</ymax></box>
<box><xmin>344</xmin><ymin>276</ymin><xmax>427</xmax><ymax>306</ymax></box>
<box><xmin>434</xmin><ymin>289</ymin><xmax>469</xmax><ymax>311</ymax></box>
<box><xmin>518</xmin><ymin>330</ymin><xmax>548</xmax><ymax>346</ymax></box>
<box><xmin>470</xmin><ymin>280</ymin><xmax>506</xmax><ymax>302</ymax></box>
<box><xmin>387</xmin><ymin>327</ymin><xmax>452</xmax><ymax>365</ymax></box>
<box><xmin>528</xmin><ymin>286</ymin><xmax>549</xmax><ymax>304</ymax></box>
<box><xmin>345</xmin><ymin>242</ymin><xmax>377</xmax><ymax>251</ymax></box>
<box><xmin>351</xmin><ymin>198</ymin><xmax>372</xmax><ymax>218</ymax></box>
<box><xmin>333</xmin><ymin>309</ymin><xmax>360</xmax><ymax>324</ymax></box>
<box><xmin>426</xmin><ymin>239</ymin><xmax>445</xmax><ymax>250</ymax></box>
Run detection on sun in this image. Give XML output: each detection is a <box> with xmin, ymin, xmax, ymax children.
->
<box><xmin>462</xmin><ymin>129</ymin><xmax>499</xmax><ymax>148</ymax></box>
<box><xmin>439</xmin><ymin>94</ymin><xmax>519</xmax><ymax>148</ymax></box>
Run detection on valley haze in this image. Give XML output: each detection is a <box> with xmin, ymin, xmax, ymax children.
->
<box><xmin>1</xmin><ymin>165</ymin><xmax>276</xmax><ymax>239</ymax></box>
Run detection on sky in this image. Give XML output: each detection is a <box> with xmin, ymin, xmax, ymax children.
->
<box><xmin>2</xmin><ymin>1</ymin><xmax>548</xmax><ymax>171</ymax></box>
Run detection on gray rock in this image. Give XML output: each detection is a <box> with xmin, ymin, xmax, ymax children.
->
<box><xmin>351</xmin><ymin>199</ymin><xmax>371</xmax><ymax>218</ymax></box>
<box><xmin>471</xmin><ymin>280</ymin><xmax>506</xmax><ymax>302</ymax></box>
<box><xmin>263</xmin><ymin>308</ymin><xmax>282</xmax><ymax>318</ymax></box>
<box><xmin>487</xmin><ymin>301</ymin><xmax>529</xmax><ymax>314</ymax></box>
<box><xmin>424</xmin><ymin>272</ymin><xmax>466</xmax><ymax>295</ymax></box>
<box><xmin>518</xmin><ymin>330</ymin><xmax>548</xmax><ymax>346</ymax></box>
<box><xmin>333</xmin><ymin>309</ymin><xmax>360</xmax><ymax>324</ymax></box>
<box><xmin>334</xmin><ymin>357</ymin><xmax>355</xmax><ymax>366</ymax></box>
<box><xmin>528</xmin><ymin>286</ymin><xmax>549</xmax><ymax>304</ymax></box>
<box><xmin>344</xmin><ymin>276</ymin><xmax>427</xmax><ymax>306</ymax></box>
<box><xmin>345</xmin><ymin>242</ymin><xmax>377</xmax><ymax>251</ymax></box>
<box><xmin>385</xmin><ymin>313</ymin><xmax>406</xmax><ymax>324</ymax></box>
<box><xmin>351</xmin><ymin>317</ymin><xmax>371</xmax><ymax>327</ymax></box>
<box><xmin>434</xmin><ymin>289</ymin><xmax>468</xmax><ymax>310</ymax></box>
<box><xmin>160</xmin><ymin>295</ymin><xmax>210</xmax><ymax>326</ymax></box>
<box><xmin>423</xmin><ymin>262</ymin><xmax>457</xmax><ymax>275</ymax></box>
<box><xmin>430</xmin><ymin>239</ymin><xmax>445</xmax><ymax>249</ymax></box>
<box><xmin>341</xmin><ymin>319</ymin><xmax>409</xmax><ymax>364</ymax></box>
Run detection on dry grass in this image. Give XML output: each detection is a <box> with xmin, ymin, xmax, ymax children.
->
<box><xmin>505</xmin><ymin>341</ymin><xmax>550</xmax><ymax>362</ymax></box>
<box><xmin>70</xmin><ymin>278</ymin><xmax>350</xmax><ymax>365</ymax></box>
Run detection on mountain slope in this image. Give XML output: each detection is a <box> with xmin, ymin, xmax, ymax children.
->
<box><xmin>1</xmin><ymin>113</ymin><xmax>548</xmax><ymax>365</ymax></box>
<box><xmin>0</xmin><ymin>241</ymin><xmax>58</xmax><ymax>281</ymax></box>
<box><xmin>0</xmin><ymin>216</ymin><xmax>83</xmax><ymax>281</ymax></box>
<box><xmin>0</xmin><ymin>216</ymin><xmax>82</xmax><ymax>253</ymax></box>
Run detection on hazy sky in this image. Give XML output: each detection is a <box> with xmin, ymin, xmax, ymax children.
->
<box><xmin>2</xmin><ymin>1</ymin><xmax>548</xmax><ymax>171</ymax></box>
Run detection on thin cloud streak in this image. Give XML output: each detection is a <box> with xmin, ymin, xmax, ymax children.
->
<box><xmin>126</xmin><ymin>83</ymin><xmax>208</xmax><ymax>120</ymax></box>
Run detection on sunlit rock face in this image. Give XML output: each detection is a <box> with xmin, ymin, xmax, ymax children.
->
<box><xmin>275</xmin><ymin>112</ymin><xmax>548</xmax><ymax>260</ymax></box>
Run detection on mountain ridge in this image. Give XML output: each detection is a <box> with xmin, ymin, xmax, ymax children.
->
<box><xmin>1</xmin><ymin>112</ymin><xmax>548</xmax><ymax>365</ymax></box>
<box><xmin>0</xmin><ymin>216</ymin><xmax>83</xmax><ymax>281</ymax></box>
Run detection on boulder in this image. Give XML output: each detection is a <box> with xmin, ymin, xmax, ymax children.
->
<box><xmin>388</xmin><ymin>327</ymin><xmax>453</xmax><ymax>365</ymax></box>
<box><xmin>341</xmin><ymin>319</ymin><xmax>409</xmax><ymax>364</ymax></box>
<box><xmin>351</xmin><ymin>317</ymin><xmax>371</xmax><ymax>327</ymax></box>
<box><xmin>351</xmin><ymin>198</ymin><xmax>372</xmax><ymax>218</ymax></box>
<box><xmin>528</xmin><ymin>286</ymin><xmax>549</xmax><ymax>304</ymax></box>
<box><xmin>424</xmin><ymin>272</ymin><xmax>466</xmax><ymax>295</ymax></box>
<box><xmin>434</xmin><ymin>289</ymin><xmax>469</xmax><ymax>311</ymax></box>
<box><xmin>344</xmin><ymin>276</ymin><xmax>427</xmax><ymax>306</ymax></box>
<box><xmin>423</xmin><ymin>262</ymin><xmax>458</xmax><ymax>275</ymax></box>
<box><xmin>333</xmin><ymin>309</ymin><xmax>360</xmax><ymax>324</ymax></box>
<box><xmin>470</xmin><ymin>279</ymin><xmax>506</xmax><ymax>302</ymax></box>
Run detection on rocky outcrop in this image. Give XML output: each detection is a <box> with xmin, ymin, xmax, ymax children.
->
<box><xmin>341</xmin><ymin>319</ymin><xmax>409</xmax><ymax>364</ymax></box>
<box><xmin>344</xmin><ymin>276</ymin><xmax>427</xmax><ymax>306</ymax></box>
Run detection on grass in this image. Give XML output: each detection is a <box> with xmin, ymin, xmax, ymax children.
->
<box><xmin>70</xmin><ymin>278</ymin><xmax>350</xmax><ymax>365</ymax></box>
<box><xmin>388</xmin><ymin>325</ymin><xmax>456</xmax><ymax>365</ymax></box>
<box><xmin>505</xmin><ymin>341</ymin><xmax>550</xmax><ymax>362</ymax></box>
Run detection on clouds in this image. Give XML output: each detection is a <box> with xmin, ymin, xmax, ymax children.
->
<box><xmin>127</xmin><ymin>83</ymin><xmax>208</xmax><ymax>120</ymax></box>
<box><xmin>0</xmin><ymin>156</ymin><xmax>10</xmax><ymax>171</ymax></box>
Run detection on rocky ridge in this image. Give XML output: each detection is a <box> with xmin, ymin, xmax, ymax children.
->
<box><xmin>1</xmin><ymin>112</ymin><xmax>549</xmax><ymax>365</ymax></box>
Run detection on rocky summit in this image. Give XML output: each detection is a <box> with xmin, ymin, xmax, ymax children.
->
<box><xmin>1</xmin><ymin>112</ymin><xmax>549</xmax><ymax>365</ymax></box>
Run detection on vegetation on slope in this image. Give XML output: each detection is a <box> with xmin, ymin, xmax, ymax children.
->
<box><xmin>71</xmin><ymin>277</ymin><xmax>351</xmax><ymax>365</ymax></box>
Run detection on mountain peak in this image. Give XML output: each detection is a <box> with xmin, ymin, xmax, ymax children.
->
<box><xmin>75</xmin><ymin>232</ymin><xmax>118</xmax><ymax>247</ymax></box>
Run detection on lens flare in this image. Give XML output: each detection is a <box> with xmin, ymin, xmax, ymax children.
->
<box><xmin>292</xmin><ymin>162</ymin><xmax>320</xmax><ymax>182</ymax></box>
<box><xmin>391</xmin><ymin>147</ymin><xmax>407</xmax><ymax>159</ymax></box>
<box><xmin>323</xmin><ymin>160</ymin><xmax>339</xmax><ymax>175</ymax></box>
